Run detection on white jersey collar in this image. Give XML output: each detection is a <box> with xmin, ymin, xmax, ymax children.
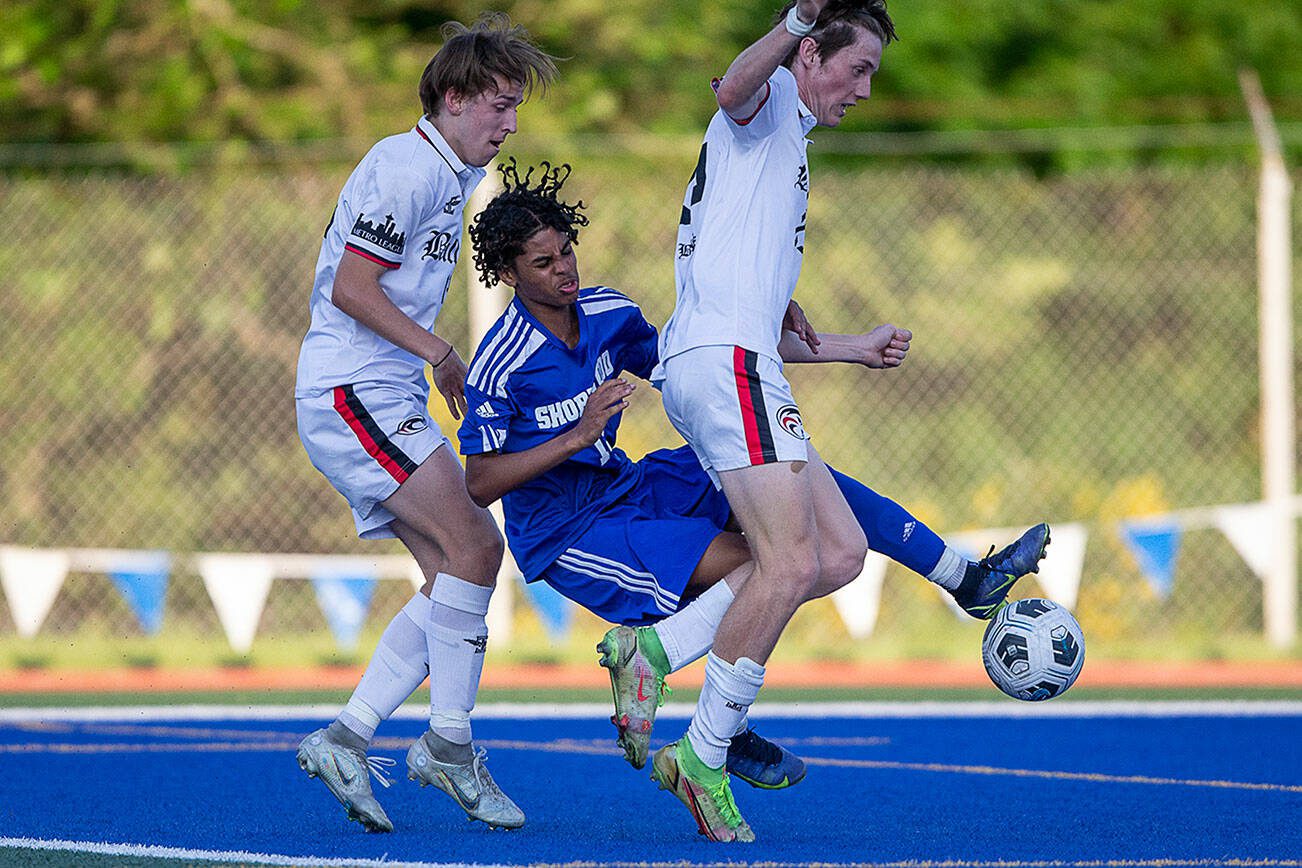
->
<box><xmin>416</xmin><ymin>116</ymin><xmax>488</xmax><ymax>193</ymax></box>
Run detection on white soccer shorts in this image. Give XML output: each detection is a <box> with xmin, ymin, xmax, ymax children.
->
<box><xmin>297</xmin><ymin>382</ymin><xmax>450</xmax><ymax>540</ymax></box>
<box><xmin>659</xmin><ymin>345</ymin><xmax>810</xmax><ymax>486</ymax></box>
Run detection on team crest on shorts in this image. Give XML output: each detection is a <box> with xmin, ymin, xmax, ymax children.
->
<box><xmin>775</xmin><ymin>404</ymin><xmax>808</xmax><ymax>440</ymax></box>
<box><xmin>395</xmin><ymin>416</ymin><xmax>428</xmax><ymax>435</ymax></box>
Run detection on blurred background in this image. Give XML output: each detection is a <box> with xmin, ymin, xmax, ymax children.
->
<box><xmin>1</xmin><ymin>0</ymin><xmax>1299</xmax><ymax>677</ymax></box>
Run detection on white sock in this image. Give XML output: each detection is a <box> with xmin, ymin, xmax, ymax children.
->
<box><xmin>652</xmin><ymin>580</ymin><xmax>736</xmax><ymax>672</ymax></box>
<box><xmin>338</xmin><ymin>592</ymin><xmax>430</xmax><ymax>744</ymax></box>
<box><xmin>926</xmin><ymin>546</ymin><xmax>967</xmax><ymax>591</ymax></box>
<box><xmin>427</xmin><ymin>572</ymin><xmax>492</xmax><ymax>746</ymax></box>
<box><xmin>686</xmin><ymin>652</ymin><xmax>765</xmax><ymax>769</ymax></box>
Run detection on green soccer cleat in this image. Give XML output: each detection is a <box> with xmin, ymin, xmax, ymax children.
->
<box><xmin>597</xmin><ymin>625</ymin><xmax>670</xmax><ymax>769</ymax></box>
<box><xmin>650</xmin><ymin>737</ymin><xmax>754</xmax><ymax>843</ymax></box>
<box><xmin>296</xmin><ymin>727</ymin><xmax>395</xmax><ymax>833</ymax></box>
<box><xmin>406</xmin><ymin>730</ymin><xmax>525</xmax><ymax>830</ymax></box>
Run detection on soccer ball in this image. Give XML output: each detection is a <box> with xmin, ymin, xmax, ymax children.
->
<box><xmin>981</xmin><ymin>598</ymin><xmax>1085</xmax><ymax>701</ymax></box>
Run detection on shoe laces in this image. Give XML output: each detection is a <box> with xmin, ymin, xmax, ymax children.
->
<box><xmin>707</xmin><ymin>772</ymin><xmax>744</xmax><ymax>829</ymax></box>
<box><xmin>470</xmin><ymin>748</ymin><xmax>506</xmax><ymax>800</ymax></box>
<box><xmin>733</xmin><ymin>727</ymin><xmax>781</xmax><ymax>766</ymax></box>
<box><xmin>363</xmin><ymin>754</ymin><xmax>396</xmax><ymax>788</ymax></box>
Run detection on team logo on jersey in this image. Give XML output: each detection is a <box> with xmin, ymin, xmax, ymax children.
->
<box><xmin>442</xmin><ymin>195</ymin><xmax>462</xmax><ymax>215</ymax></box>
<box><xmin>351</xmin><ymin>212</ymin><xmax>406</xmax><ymax>255</ymax></box>
<box><xmin>422</xmin><ymin>230</ymin><xmax>460</xmax><ymax>264</ymax></box>
<box><xmin>775</xmin><ymin>403</ymin><xmax>808</xmax><ymax>440</ymax></box>
<box><xmin>475</xmin><ymin>402</ymin><xmax>496</xmax><ymax>420</ymax></box>
<box><xmin>395</xmin><ymin>416</ymin><xmax>428</xmax><ymax>435</ymax></box>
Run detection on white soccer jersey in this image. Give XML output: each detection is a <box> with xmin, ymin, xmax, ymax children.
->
<box><xmin>295</xmin><ymin>116</ymin><xmax>486</xmax><ymax>397</ymax></box>
<box><xmin>657</xmin><ymin>65</ymin><xmax>818</xmax><ymax>368</ymax></box>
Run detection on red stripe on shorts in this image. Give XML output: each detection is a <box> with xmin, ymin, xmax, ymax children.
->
<box><xmin>333</xmin><ymin>385</ymin><xmax>414</xmax><ymax>484</ymax></box>
<box><xmin>733</xmin><ymin>346</ymin><xmax>767</xmax><ymax>465</ymax></box>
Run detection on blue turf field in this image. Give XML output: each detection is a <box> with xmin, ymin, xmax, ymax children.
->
<box><xmin>1</xmin><ymin>702</ymin><xmax>1299</xmax><ymax>866</ymax></box>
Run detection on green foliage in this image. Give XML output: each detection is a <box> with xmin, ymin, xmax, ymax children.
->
<box><xmin>1</xmin><ymin>0</ymin><xmax>1297</xmax><ymax>150</ymax></box>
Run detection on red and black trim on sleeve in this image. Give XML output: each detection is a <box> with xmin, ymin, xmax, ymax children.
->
<box><xmin>333</xmin><ymin>385</ymin><xmax>419</xmax><ymax>483</ymax></box>
<box><xmin>732</xmin><ymin>347</ymin><xmax>778</xmax><ymax>465</ymax></box>
<box><xmin>713</xmin><ymin>79</ymin><xmax>771</xmax><ymax>127</ymax></box>
<box><xmin>343</xmin><ymin>242</ymin><xmax>401</xmax><ymax>269</ymax></box>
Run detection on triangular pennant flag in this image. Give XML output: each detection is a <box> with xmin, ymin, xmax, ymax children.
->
<box><xmin>831</xmin><ymin>551</ymin><xmax>889</xmax><ymax>638</ymax></box>
<box><xmin>1213</xmin><ymin>503</ymin><xmax>1273</xmax><ymax>580</ymax></box>
<box><xmin>0</xmin><ymin>546</ymin><xmax>70</xmax><ymax>638</ymax></box>
<box><xmin>522</xmin><ymin>577</ymin><xmax>574</xmax><ymax>641</ymax></box>
<box><xmin>196</xmin><ymin>554</ymin><xmax>274</xmax><ymax>654</ymax></box>
<box><xmin>311</xmin><ymin>571</ymin><xmax>377</xmax><ymax>651</ymax></box>
<box><xmin>108</xmin><ymin>552</ymin><xmax>171</xmax><ymax>634</ymax></box>
<box><xmin>1034</xmin><ymin>522</ymin><xmax>1087</xmax><ymax>608</ymax></box>
<box><xmin>408</xmin><ymin>559</ymin><xmax>426</xmax><ymax>593</ymax></box>
<box><xmin>1119</xmin><ymin>520</ymin><xmax>1182</xmax><ymax>598</ymax></box>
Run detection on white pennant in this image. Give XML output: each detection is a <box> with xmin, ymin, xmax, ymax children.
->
<box><xmin>1212</xmin><ymin>503</ymin><xmax>1273</xmax><ymax>580</ymax></box>
<box><xmin>0</xmin><ymin>546</ymin><xmax>71</xmax><ymax>638</ymax></box>
<box><xmin>831</xmin><ymin>551</ymin><xmax>889</xmax><ymax>638</ymax></box>
<box><xmin>1033</xmin><ymin>522</ymin><xmax>1087</xmax><ymax>609</ymax></box>
<box><xmin>196</xmin><ymin>554</ymin><xmax>275</xmax><ymax>654</ymax></box>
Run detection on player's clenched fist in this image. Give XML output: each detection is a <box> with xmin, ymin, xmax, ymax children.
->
<box><xmin>570</xmin><ymin>378</ymin><xmax>635</xmax><ymax>448</ymax></box>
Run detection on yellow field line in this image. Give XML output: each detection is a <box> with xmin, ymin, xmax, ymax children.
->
<box><xmin>3</xmin><ymin>732</ymin><xmax>1296</xmax><ymax>794</ymax></box>
<box><xmin>804</xmin><ymin>757</ymin><xmax>1302</xmax><ymax>793</ymax></box>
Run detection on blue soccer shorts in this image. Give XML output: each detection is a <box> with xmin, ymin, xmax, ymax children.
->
<box><xmin>537</xmin><ymin>446</ymin><xmax>734</xmax><ymax>626</ymax></box>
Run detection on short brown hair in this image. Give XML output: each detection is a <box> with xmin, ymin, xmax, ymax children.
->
<box><xmin>775</xmin><ymin>1</ymin><xmax>898</xmax><ymax>68</ymax></box>
<box><xmin>419</xmin><ymin>12</ymin><xmax>559</xmax><ymax>117</ymax></box>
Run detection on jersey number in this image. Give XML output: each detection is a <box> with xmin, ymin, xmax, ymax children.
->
<box><xmin>679</xmin><ymin>143</ymin><xmax>708</xmax><ymax>226</ymax></box>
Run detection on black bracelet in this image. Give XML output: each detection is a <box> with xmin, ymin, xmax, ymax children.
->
<box><xmin>432</xmin><ymin>345</ymin><xmax>454</xmax><ymax>368</ymax></box>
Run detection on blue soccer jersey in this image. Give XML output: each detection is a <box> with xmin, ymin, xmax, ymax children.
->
<box><xmin>458</xmin><ymin>286</ymin><xmax>660</xmax><ymax>581</ymax></box>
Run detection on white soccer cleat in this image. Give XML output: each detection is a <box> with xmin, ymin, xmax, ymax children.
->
<box><xmin>296</xmin><ymin>727</ymin><xmax>395</xmax><ymax>833</ymax></box>
<box><xmin>406</xmin><ymin>730</ymin><xmax>525</xmax><ymax>830</ymax></box>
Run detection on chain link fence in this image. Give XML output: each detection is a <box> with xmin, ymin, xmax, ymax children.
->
<box><xmin>0</xmin><ymin>136</ymin><xmax>1297</xmax><ymax>664</ymax></box>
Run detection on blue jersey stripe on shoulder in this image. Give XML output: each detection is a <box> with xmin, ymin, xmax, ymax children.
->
<box><xmin>469</xmin><ymin>311</ymin><xmax>531</xmax><ymax>396</ymax></box>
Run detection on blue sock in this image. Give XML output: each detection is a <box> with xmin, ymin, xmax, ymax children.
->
<box><xmin>828</xmin><ymin>465</ymin><xmax>945</xmax><ymax>577</ymax></box>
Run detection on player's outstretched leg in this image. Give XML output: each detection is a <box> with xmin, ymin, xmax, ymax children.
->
<box><xmin>950</xmin><ymin>523</ymin><xmax>1051</xmax><ymax>619</ymax></box>
<box><xmin>597</xmin><ymin>625</ymin><xmax>671</xmax><ymax>769</ymax></box>
<box><xmin>297</xmin><ymin>724</ymin><xmax>396</xmax><ymax>833</ymax></box>
<box><xmin>651</xmin><ymin>736</ymin><xmax>754</xmax><ymax>843</ymax></box>
<box><xmin>406</xmin><ymin>729</ymin><xmax>525</xmax><ymax>829</ymax></box>
<box><xmin>727</xmin><ymin>726</ymin><xmax>807</xmax><ymax>789</ymax></box>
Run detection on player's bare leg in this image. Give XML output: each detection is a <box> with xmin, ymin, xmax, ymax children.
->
<box><xmin>652</xmin><ymin>458</ymin><xmax>865</xmax><ymax>841</ymax></box>
<box><xmin>382</xmin><ymin>445</ymin><xmax>525</xmax><ymax>829</ymax></box>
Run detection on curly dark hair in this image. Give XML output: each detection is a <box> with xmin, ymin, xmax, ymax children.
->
<box><xmin>469</xmin><ymin>159</ymin><xmax>589</xmax><ymax>287</ymax></box>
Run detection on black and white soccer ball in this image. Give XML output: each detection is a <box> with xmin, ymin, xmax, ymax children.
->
<box><xmin>981</xmin><ymin>598</ymin><xmax>1085</xmax><ymax>701</ymax></box>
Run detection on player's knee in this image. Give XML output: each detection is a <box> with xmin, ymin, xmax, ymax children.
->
<box><xmin>757</xmin><ymin>552</ymin><xmax>821</xmax><ymax>602</ymax></box>
<box><xmin>820</xmin><ymin>532</ymin><xmax>869</xmax><ymax>587</ymax></box>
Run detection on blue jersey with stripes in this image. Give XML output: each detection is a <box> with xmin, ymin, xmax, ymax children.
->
<box><xmin>457</xmin><ymin>287</ymin><xmax>660</xmax><ymax>581</ymax></box>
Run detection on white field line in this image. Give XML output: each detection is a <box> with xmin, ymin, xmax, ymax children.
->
<box><xmin>0</xmin><ymin>839</ymin><xmax>1298</xmax><ymax>868</ymax></box>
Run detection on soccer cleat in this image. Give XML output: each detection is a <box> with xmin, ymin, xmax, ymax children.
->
<box><xmin>951</xmin><ymin>522</ymin><xmax>1052</xmax><ymax>620</ymax></box>
<box><xmin>597</xmin><ymin>625</ymin><xmax>670</xmax><ymax>769</ymax></box>
<box><xmin>296</xmin><ymin>727</ymin><xmax>395</xmax><ymax>833</ymax></box>
<box><xmin>727</xmin><ymin>727</ymin><xmax>807</xmax><ymax>789</ymax></box>
<box><xmin>650</xmin><ymin>737</ymin><xmax>754</xmax><ymax>843</ymax></box>
<box><xmin>406</xmin><ymin>730</ymin><xmax>525</xmax><ymax>830</ymax></box>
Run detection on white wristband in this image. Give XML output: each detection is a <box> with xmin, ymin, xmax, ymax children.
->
<box><xmin>785</xmin><ymin>6</ymin><xmax>816</xmax><ymax>37</ymax></box>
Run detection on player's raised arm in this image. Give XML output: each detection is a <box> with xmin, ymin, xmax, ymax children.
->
<box><xmin>715</xmin><ymin>0</ymin><xmax>828</xmax><ymax>118</ymax></box>
<box><xmin>778</xmin><ymin>323</ymin><xmax>911</xmax><ymax>368</ymax></box>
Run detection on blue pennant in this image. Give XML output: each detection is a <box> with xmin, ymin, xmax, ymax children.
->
<box><xmin>1119</xmin><ymin>521</ymin><xmax>1182</xmax><ymax>598</ymax></box>
<box><xmin>109</xmin><ymin>554</ymin><xmax>171</xmax><ymax>635</ymax></box>
<box><xmin>522</xmin><ymin>576</ymin><xmax>574</xmax><ymax>641</ymax></box>
<box><xmin>311</xmin><ymin>573</ymin><xmax>377</xmax><ymax>651</ymax></box>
